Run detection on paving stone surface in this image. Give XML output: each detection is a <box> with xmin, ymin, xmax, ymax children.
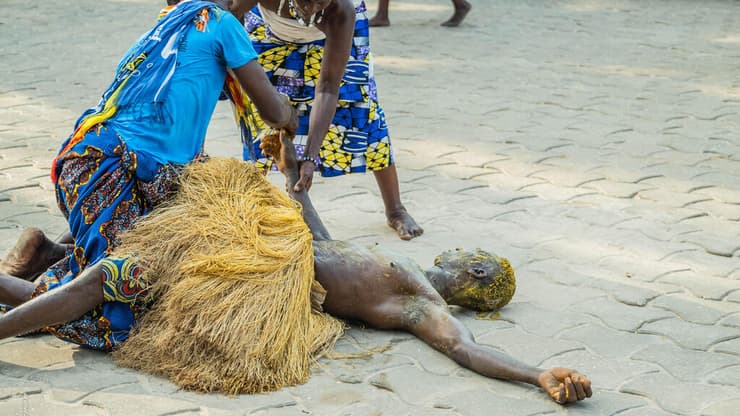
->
<box><xmin>1</xmin><ymin>0</ymin><xmax>740</xmax><ymax>415</ymax></box>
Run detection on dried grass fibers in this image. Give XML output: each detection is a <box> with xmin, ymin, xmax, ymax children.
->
<box><xmin>112</xmin><ymin>157</ymin><xmax>344</xmax><ymax>394</ymax></box>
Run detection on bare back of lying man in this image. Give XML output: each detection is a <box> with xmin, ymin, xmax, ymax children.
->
<box><xmin>0</xmin><ymin>135</ymin><xmax>592</xmax><ymax>405</ymax></box>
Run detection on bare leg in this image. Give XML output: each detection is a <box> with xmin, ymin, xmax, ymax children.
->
<box><xmin>441</xmin><ymin>0</ymin><xmax>471</xmax><ymax>27</ymax></box>
<box><xmin>0</xmin><ymin>228</ymin><xmax>68</xmax><ymax>281</ymax></box>
<box><xmin>373</xmin><ymin>165</ymin><xmax>423</xmax><ymax>240</ymax></box>
<box><xmin>369</xmin><ymin>0</ymin><xmax>391</xmax><ymax>27</ymax></box>
<box><xmin>0</xmin><ymin>263</ymin><xmax>103</xmax><ymax>340</ymax></box>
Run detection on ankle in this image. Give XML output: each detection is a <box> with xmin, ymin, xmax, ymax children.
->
<box><xmin>386</xmin><ymin>205</ymin><xmax>408</xmax><ymax>218</ymax></box>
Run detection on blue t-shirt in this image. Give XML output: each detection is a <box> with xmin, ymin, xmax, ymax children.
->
<box><xmin>106</xmin><ymin>10</ymin><xmax>257</xmax><ymax>165</ymax></box>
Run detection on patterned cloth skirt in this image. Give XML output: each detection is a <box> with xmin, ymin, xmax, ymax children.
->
<box><xmin>29</xmin><ymin>125</ymin><xmax>182</xmax><ymax>351</ymax></box>
<box><xmin>241</xmin><ymin>1</ymin><xmax>394</xmax><ymax>177</ymax></box>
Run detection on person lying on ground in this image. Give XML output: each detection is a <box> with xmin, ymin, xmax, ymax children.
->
<box><xmin>262</xmin><ymin>132</ymin><xmax>592</xmax><ymax>404</ymax></box>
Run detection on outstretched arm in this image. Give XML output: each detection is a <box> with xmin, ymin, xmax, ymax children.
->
<box><xmin>402</xmin><ymin>298</ymin><xmax>592</xmax><ymax>404</ymax></box>
<box><xmin>260</xmin><ymin>134</ymin><xmax>332</xmax><ymax>241</ymax></box>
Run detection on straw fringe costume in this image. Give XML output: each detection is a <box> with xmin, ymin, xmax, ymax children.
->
<box><xmin>234</xmin><ymin>0</ymin><xmax>394</xmax><ymax>176</ymax></box>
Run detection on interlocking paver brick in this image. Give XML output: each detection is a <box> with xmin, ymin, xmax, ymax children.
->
<box><xmin>658</xmin><ymin>272</ymin><xmax>740</xmax><ymax>301</ymax></box>
<box><xmin>432</xmin><ymin>388</ymin><xmax>554</xmax><ymax>416</ymax></box>
<box><xmin>0</xmin><ymin>395</ymin><xmax>105</xmax><ymax>416</ymax></box>
<box><xmin>701</xmin><ymin>398</ymin><xmax>740</xmax><ymax>416</ymax></box>
<box><xmin>477</xmin><ymin>327</ymin><xmax>585</xmax><ymax>366</ymax></box>
<box><xmin>366</xmin><ymin>365</ymin><xmax>481</xmax><ymax>407</ymax></box>
<box><xmin>712</xmin><ymin>338</ymin><xmax>740</xmax><ymax>356</ymax></box>
<box><xmin>570</xmin><ymin>297</ymin><xmax>674</xmax><ymax>332</ymax></box>
<box><xmin>706</xmin><ymin>365</ymin><xmax>740</xmax><ymax>387</ymax></box>
<box><xmin>617</xmin><ymin>407</ymin><xmax>676</xmax><ymax>416</ymax></box>
<box><xmin>558</xmin><ymin>323</ymin><xmax>667</xmax><ymax>360</ymax></box>
<box><xmin>83</xmin><ymin>386</ymin><xmax>202</xmax><ymax>416</ymax></box>
<box><xmin>621</xmin><ymin>373</ymin><xmax>740</xmax><ymax>416</ymax></box>
<box><xmin>515</xmin><ymin>278</ymin><xmax>604</xmax><ymax>310</ymax></box>
<box><xmin>539</xmin><ymin>349</ymin><xmax>659</xmax><ymax>392</ymax></box>
<box><xmin>651</xmin><ymin>294</ymin><xmax>733</xmax><ymax>325</ymax></box>
<box><xmin>0</xmin><ymin>378</ymin><xmax>43</xmax><ymax>401</ymax></box>
<box><xmin>638</xmin><ymin>318</ymin><xmax>740</xmax><ymax>351</ymax></box>
<box><xmin>493</xmin><ymin>302</ymin><xmax>595</xmax><ymax>338</ymax></box>
<box><xmin>631</xmin><ymin>344</ymin><xmax>739</xmax><ymax>382</ymax></box>
<box><xmin>555</xmin><ymin>390</ymin><xmax>648</xmax><ymax>416</ymax></box>
<box><xmin>719</xmin><ymin>313</ymin><xmax>740</xmax><ymax>329</ymax></box>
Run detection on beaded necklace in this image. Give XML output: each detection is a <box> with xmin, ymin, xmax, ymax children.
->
<box><xmin>277</xmin><ymin>0</ymin><xmax>324</xmax><ymax>27</ymax></box>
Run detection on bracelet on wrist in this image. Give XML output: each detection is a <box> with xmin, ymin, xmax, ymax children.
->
<box><xmin>301</xmin><ymin>154</ymin><xmax>317</xmax><ymax>164</ymax></box>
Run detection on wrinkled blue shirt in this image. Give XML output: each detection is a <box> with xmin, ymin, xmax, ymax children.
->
<box><xmin>106</xmin><ymin>10</ymin><xmax>256</xmax><ymax>165</ymax></box>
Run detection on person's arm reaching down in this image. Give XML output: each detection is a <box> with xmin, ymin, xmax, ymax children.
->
<box><xmin>231</xmin><ymin>61</ymin><xmax>298</xmax><ymax>136</ymax></box>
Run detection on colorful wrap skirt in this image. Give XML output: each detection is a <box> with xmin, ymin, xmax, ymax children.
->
<box><xmin>242</xmin><ymin>1</ymin><xmax>394</xmax><ymax>177</ymax></box>
<box><xmin>30</xmin><ymin>125</ymin><xmax>182</xmax><ymax>351</ymax></box>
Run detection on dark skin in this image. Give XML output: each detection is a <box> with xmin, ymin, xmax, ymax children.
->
<box><xmin>369</xmin><ymin>0</ymin><xmax>472</xmax><ymax>27</ymax></box>
<box><xmin>260</xmin><ymin>133</ymin><xmax>592</xmax><ymax>404</ymax></box>
<box><xmin>1</xmin><ymin>136</ymin><xmax>592</xmax><ymax>403</ymax></box>
<box><xmin>230</xmin><ymin>0</ymin><xmax>423</xmax><ymax>240</ymax></box>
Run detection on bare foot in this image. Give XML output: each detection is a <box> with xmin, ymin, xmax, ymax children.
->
<box><xmin>0</xmin><ymin>228</ymin><xmax>67</xmax><ymax>281</ymax></box>
<box><xmin>369</xmin><ymin>14</ymin><xmax>390</xmax><ymax>27</ymax></box>
<box><xmin>441</xmin><ymin>0</ymin><xmax>471</xmax><ymax>27</ymax></box>
<box><xmin>387</xmin><ymin>207</ymin><xmax>424</xmax><ymax>240</ymax></box>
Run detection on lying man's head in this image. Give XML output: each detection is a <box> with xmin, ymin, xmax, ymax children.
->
<box><xmin>433</xmin><ymin>248</ymin><xmax>516</xmax><ymax>311</ymax></box>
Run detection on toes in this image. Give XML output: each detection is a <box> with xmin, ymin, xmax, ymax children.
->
<box><xmin>396</xmin><ymin>224</ymin><xmax>421</xmax><ymax>241</ymax></box>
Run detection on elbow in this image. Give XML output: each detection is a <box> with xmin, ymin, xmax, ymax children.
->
<box><xmin>261</xmin><ymin>105</ymin><xmax>292</xmax><ymax>129</ymax></box>
<box><xmin>448</xmin><ymin>339</ymin><xmax>474</xmax><ymax>368</ymax></box>
<box><xmin>431</xmin><ymin>335</ymin><xmax>474</xmax><ymax>369</ymax></box>
<box><xmin>261</xmin><ymin>113</ymin><xmax>284</xmax><ymax>128</ymax></box>
<box><xmin>316</xmin><ymin>78</ymin><xmax>340</xmax><ymax>96</ymax></box>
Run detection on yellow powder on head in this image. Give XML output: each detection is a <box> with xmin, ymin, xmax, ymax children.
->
<box><xmin>112</xmin><ymin>157</ymin><xmax>343</xmax><ymax>394</ymax></box>
<box><xmin>446</xmin><ymin>256</ymin><xmax>517</xmax><ymax>312</ymax></box>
